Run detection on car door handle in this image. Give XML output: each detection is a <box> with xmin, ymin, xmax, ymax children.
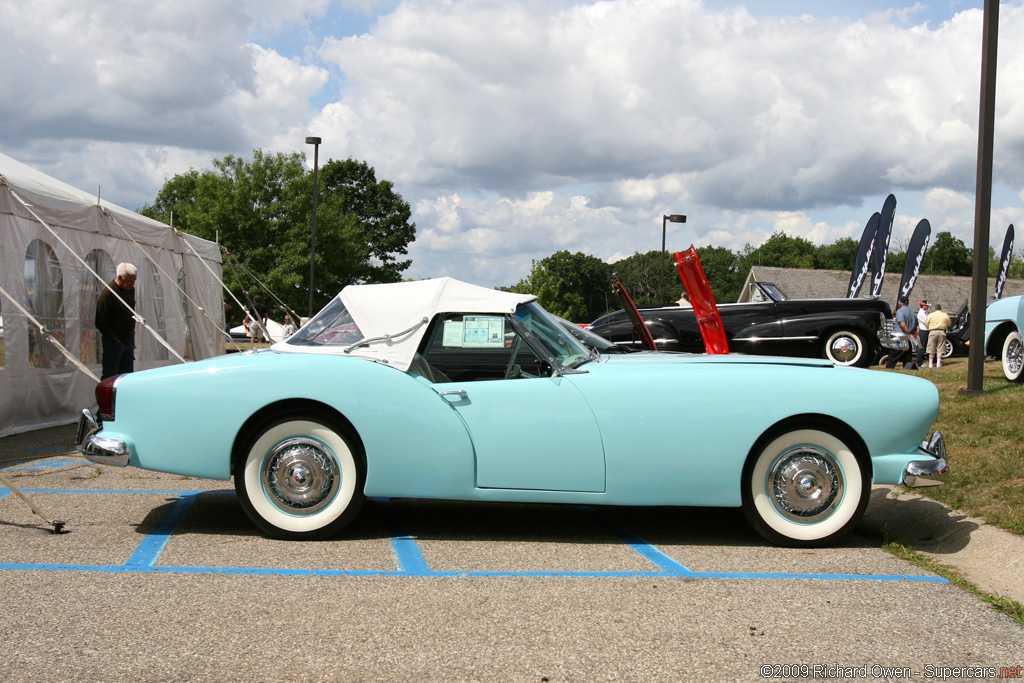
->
<box><xmin>439</xmin><ymin>390</ymin><xmax>467</xmax><ymax>401</ymax></box>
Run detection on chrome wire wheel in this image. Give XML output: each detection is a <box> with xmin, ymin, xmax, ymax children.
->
<box><xmin>743</xmin><ymin>427</ymin><xmax>868</xmax><ymax>547</ymax></box>
<box><xmin>767</xmin><ymin>447</ymin><xmax>842</xmax><ymax>523</ymax></box>
<box><xmin>262</xmin><ymin>437</ymin><xmax>339</xmax><ymax>515</ymax></box>
<box><xmin>236</xmin><ymin>416</ymin><xmax>365</xmax><ymax>540</ymax></box>
<box><xmin>1002</xmin><ymin>330</ymin><xmax>1024</xmax><ymax>382</ymax></box>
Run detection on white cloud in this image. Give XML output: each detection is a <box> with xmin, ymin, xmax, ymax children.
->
<box><xmin>2</xmin><ymin>0</ymin><xmax>1022</xmax><ymax>289</ymax></box>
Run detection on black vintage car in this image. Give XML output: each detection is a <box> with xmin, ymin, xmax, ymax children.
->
<box><xmin>589</xmin><ymin>281</ymin><xmax>894</xmax><ymax>368</ymax></box>
<box><xmin>939</xmin><ymin>301</ymin><xmax>971</xmax><ymax>359</ymax></box>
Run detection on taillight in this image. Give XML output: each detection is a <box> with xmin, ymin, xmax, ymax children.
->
<box><xmin>95</xmin><ymin>375</ymin><xmax>121</xmax><ymax>420</ymax></box>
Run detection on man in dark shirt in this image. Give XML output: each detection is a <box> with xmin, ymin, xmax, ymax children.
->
<box><xmin>885</xmin><ymin>296</ymin><xmax>919</xmax><ymax>370</ymax></box>
<box><xmin>95</xmin><ymin>262</ymin><xmax>138</xmax><ymax>380</ymax></box>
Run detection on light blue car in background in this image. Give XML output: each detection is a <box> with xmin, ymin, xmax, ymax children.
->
<box><xmin>983</xmin><ymin>294</ymin><xmax>1024</xmax><ymax>382</ymax></box>
<box><xmin>79</xmin><ymin>277</ymin><xmax>948</xmax><ymax>547</ymax></box>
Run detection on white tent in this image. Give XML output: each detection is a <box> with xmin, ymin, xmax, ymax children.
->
<box><xmin>0</xmin><ymin>152</ymin><xmax>224</xmax><ymax>437</ymax></box>
<box><xmin>230</xmin><ymin>318</ymin><xmax>287</xmax><ymax>342</ymax></box>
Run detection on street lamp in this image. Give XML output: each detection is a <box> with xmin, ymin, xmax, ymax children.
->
<box><xmin>660</xmin><ymin>213</ymin><xmax>687</xmax><ymax>303</ymax></box>
<box><xmin>305</xmin><ymin>136</ymin><xmax>321</xmax><ymax>318</ymax></box>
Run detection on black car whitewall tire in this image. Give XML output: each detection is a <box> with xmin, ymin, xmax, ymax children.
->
<box><xmin>823</xmin><ymin>330</ymin><xmax>867</xmax><ymax>367</ymax></box>
<box><xmin>1002</xmin><ymin>330</ymin><xmax>1024</xmax><ymax>382</ymax></box>
<box><xmin>742</xmin><ymin>427</ymin><xmax>869</xmax><ymax>547</ymax></box>
<box><xmin>235</xmin><ymin>415</ymin><xmax>365</xmax><ymax>540</ymax></box>
<box><xmin>942</xmin><ymin>339</ymin><xmax>954</xmax><ymax>359</ymax></box>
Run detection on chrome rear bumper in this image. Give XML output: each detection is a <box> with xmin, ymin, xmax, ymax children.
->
<box><xmin>77</xmin><ymin>409</ymin><xmax>130</xmax><ymax>467</ymax></box>
<box><xmin>902</xmin><ymin>431</ymin><xmax>949</xmax><ymax>487</ymax></box>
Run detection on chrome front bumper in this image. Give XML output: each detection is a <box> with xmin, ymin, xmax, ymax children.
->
<box><xmin>902</xmin><ymin>431</ymin><xmax>949</xmax><ymax>487</ymax></box>
<box><xmin>77</xmin><ymin>409</ymin><xmax>130</xmax><ymax>467</ymax></box>
<box><xmin>878</xmin><ymin>320</ymin><xmax>912</xmax><ymax>351</ymax></box>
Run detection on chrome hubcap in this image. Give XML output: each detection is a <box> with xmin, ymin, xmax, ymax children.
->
<box><xmin>768</xmin><ymin>447</ymin><xmax>843</xmax><ymax>522</ymax></box>
<box><xmin>262</xmin><ymin>437</ymin><xmax>339</xmax><ymax>514</ymax></box>
<box><xmin>1007</xmin><ymin>337</ymin><xmax>1023</xmax><ymax>375</ymax></box>
<box><xmin>829</xmin><ymin>335</ymin><xmax>859</xmax><ymax>363</ymax></box>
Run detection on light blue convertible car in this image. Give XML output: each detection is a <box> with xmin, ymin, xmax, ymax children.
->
<box><xmin>79</xmin><ymin>278</ymin><xmax>948</xmax><ymax>547</ymax></box>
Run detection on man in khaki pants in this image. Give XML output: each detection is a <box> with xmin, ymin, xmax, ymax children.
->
<box><xmin>925</xmin><ymin>303</ymin><xmax>952</xmax><ymax>368</ymax></box>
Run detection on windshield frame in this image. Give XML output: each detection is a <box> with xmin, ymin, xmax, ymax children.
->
<box><xmin>506</xmin><ymin>302</ymin><xmax>593</xmax><ymax>372</ymax></box>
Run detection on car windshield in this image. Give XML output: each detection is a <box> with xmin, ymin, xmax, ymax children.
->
<box><xmin>512</xmin><ymin>302</ymin><xmax>592</xmax><ymax>368</ymax></box>
<box><xmin>759</xmin><ymin>283</ymin><xmax>788</xmax><ymax>301</ymax></box>
<box><xmin>286</xmin><ymin>297</ymin><xmax>364</xmax><ymax>347</ymax></box>
<box><xmin>552</xmin><ymin>314</ymin><xmax>627</xmax><ymax>355</ymax></box>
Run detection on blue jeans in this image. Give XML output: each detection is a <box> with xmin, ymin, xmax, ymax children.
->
<box><xmin>101</xmin><ymin>339</ymin><xmax>135</xmax><ymax>380</ymax></box>
<box><xmin>916</xmin><ymin>330</ymin><xmax>929</xmax><ymax>366</ymax></box>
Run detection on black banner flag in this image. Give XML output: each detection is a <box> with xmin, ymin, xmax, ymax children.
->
<box><xmin>994</xmin><ymin>224</ymin><xmax>1015</xmax><ymax>300</ymax></box>
<box><xmin>870</xmin><ymin>194</ymin><xmax>896</xmax><ymax>298</ymax></box>
<box><xmin>847</xmin><ymin>213</ymin><xmax>878</xmax><ymax>298</ymax></box>
<box><xmin>898</xmin><ymin>219</ymin><xmax>931</xmax><ymax>302</ymax></box>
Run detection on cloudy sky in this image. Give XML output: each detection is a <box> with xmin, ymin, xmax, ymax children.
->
<box><xmin>2</xmin><ymin>0</ymin><xmax>1022</xmax><ymax>289</ymax></box>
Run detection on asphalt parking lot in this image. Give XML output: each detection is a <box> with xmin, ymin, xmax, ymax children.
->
<box><xmin>2</xmin><ymin>425</ymin><xmax>1022</xmax><ymax>682</ymax></box>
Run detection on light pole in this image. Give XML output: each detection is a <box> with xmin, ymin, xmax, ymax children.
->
<box><xmin>660</xmin><ymin>213</ymin><xmax>686</xmax><ymax>303</ymax></box>
<box><xmin>305</xmin><ymin>136</ymin><xmax>321</xmax><ymax>318</ymax></box>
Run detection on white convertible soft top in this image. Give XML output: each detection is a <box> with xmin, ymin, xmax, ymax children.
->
<box><xmin>274</xmin><ymin>277</ymin><xmax>537</xmax><ymax>371</ymax></box>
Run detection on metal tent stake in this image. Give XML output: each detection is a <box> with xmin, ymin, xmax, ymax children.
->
<box><xmin>0</xmin><ymin>470</ymin><xmax>66</xmax><ymax>534</ymax></box>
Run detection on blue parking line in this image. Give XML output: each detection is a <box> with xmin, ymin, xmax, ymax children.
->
<box><xmin>0</xmin><ymin>489</ymin><xmax>950</xmax><ymax>583</ymax></box>
<box><xmin>125</xmin><ymin>492</ymin><xmax>199</xmax><ymax>569</ymax></box>
<box><xmin>372</xmin><ymin>497</ymin><xmax>432</xmax><ymax>574</ymax></box>
<box><xmin>575</xmin><ymin>505</ymin><xmax>692</xmax><ymax>574</ymax></box>
<box><xmin>1</xmin><ymin>458</ymin><xmax>83</xmax><ymax>470</ymax></box>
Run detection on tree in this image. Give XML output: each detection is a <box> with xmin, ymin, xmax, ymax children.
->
<box><xmin>318</xmin><ymin>159</ymin><xmax>415</xmax><ymax>284</ymax></box>
<box><xmin>141</xmin><ymin>150</ymin><xmax>414</xmax><ymax>318</ymax></box>
<box><xmin>736</xmin><ymin>231</ymin><xmax>817</xmax><ymax>279</ymax></box>
<box><xmin>922</xmin><ymin>231</ymin><xmax>973</xmax><ymax>276</ymax></box>
<box><xmin>886</xmin><ymin>249</ymin><xmax>907</xmax><ymax>280</ymax></box>
<box><xmin>508</xmin><ymin>251</ymin><xmax>610</xmax><ymax>322</ymax></box>
<box><xmin>814</xmin><ymin>237</ymin><xmax>859</xmax><ymax>271</ymax></box>
<box><xmin>1010</xmin><ymin>254</ymin><xmax>1024</xmax><ymax>280</ymax></box>
<box><xmin>694</xmin><ymin>244</ymin><xmax>742</xmax><ymax>303</ymax></box>
<box><xmin>609</xmin><ymin>250</ymin><xmax>683</xmax><ymax>307</ymax></box>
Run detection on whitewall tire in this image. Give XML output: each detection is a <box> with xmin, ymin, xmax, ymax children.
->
<box><xmin>742</xmin><ymin>427</ymin><xmax>869</xmax><ymax>547</ymax></box>
<box><xmin>823</xmin><ymin>330</ymin><xmax>867</xmax><ymax>367</ymax></box>
<box><xmin>235</xmin><ymin>415</ymin><xmax>365</xmax><ymax>540</ymax></box>
<box><xmin>1002</xmin><ymin>330</ymin><xmax>1024</xmax><ymax>382</ymax></box>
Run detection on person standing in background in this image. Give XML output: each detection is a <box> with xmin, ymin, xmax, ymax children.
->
<box><xmin>925</xmin><ymin>303</ymin><xmax>952</xmax><ymax>368</ymax></box>
<box><xmin>915</xmin><ymin>301</ymin><xmax>929</xmax><ymax>368</ymax></box>
<box><xmin>95</xmin><ymin>262</ymin><xmax>138</xmax><ymax>380</ymax></box>
<box><xmin>244</xmin><ymin>295</ymin><xmax>268</xmax><ymax>343</ymax></box>
<box><xmin>886</xmin><ymin>297</ymin><xmax>919</xmax><ymax>370</ymax></box>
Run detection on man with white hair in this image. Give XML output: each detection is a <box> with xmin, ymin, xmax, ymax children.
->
<box><xmin>95</xmin><ymin>262</ymin><xmax>138</xmax><ymax>380</ymax></box>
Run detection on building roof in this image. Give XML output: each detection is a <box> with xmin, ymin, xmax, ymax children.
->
<box><xmin>739</xmin><ymin>266</ymin><xmax>1024</xmax><ymax>312</ymax></box>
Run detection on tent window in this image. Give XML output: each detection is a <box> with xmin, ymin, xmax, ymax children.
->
<box><xmin>24</xmin><ymin>239</ymin><xmax>65</xmax><ymax>369</ymax></box>
<box><xmin>178</xmin><ymin>267</ymin><xmax>194</xmax><ymax>361</ymax></box>
<box><xmin>79</xmin><ymin>250</ymin><xmax>114</xmax><ymax>364</ymax></box>
<box><xmin>142</xmin><ymin>261</ymin><xmax>168</xmax><ymax>361</ymax></box>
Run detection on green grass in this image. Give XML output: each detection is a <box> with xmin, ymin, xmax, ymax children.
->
<box><xmin>874</xmin><ymin>356</ymin><xmax>1024</xmax><ymax>536</ymax></box>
